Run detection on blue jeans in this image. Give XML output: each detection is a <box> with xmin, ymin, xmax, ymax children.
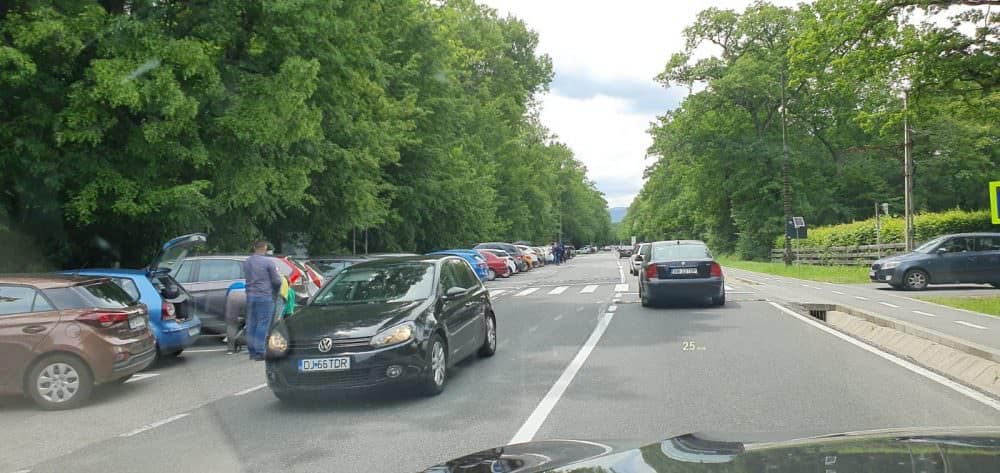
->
<box><xmin>246</xmin><ymin>295</ymin><xmax>275</xmax><ymax>358</ymax></box>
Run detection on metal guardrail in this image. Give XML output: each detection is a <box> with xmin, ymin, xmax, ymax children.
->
<box><xmin>769</xmin><ymin>243</ymin><xmax>907</xmax><ymax>266</ymax></box>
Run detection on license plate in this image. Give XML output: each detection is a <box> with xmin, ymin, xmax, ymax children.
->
<box><xmin>884</xmin><ymin>275</ymin><xmax>892</xmax><ymax>281</ymax></box>
<box><xmin>299</xmin><ymin>357</ymin><xmax>350</xmax><ymax>372</ymax></box>
<box><xmin>671</xmin><ymin>268</ymin><xmax>698</xmax><ymax>275</ymax></box>
<box><xmin>188</xmin><ymin>327</ymin><xmax>200</xmax><ymax>337</ymax></box>
<box><xmin>869</xmin><ymin>270</ymin><xmax>876</xmax><ymax>278</ymax></box>
<box><xmin>129</xmin><ymin>317</ymin><xmax>145</xmax><ymax>330</ymax></box>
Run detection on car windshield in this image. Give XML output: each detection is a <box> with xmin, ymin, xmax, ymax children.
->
<box><xmin>312</xmin><ymin>263</ymin><xmax>435</xmax><ymax>305</ymax></box>
<box><xmin>651</xmin><ymin>245</ymin><xmax>711</xmax><ymax>261</ymax></box>
<box><xmin>913</xmin><ymin>237</ymin><xmax>945</xmax><ymax>253</ymax></box>
<box><xmin>3</xmin><ymin>1</ymin><xmax>999</xmax><ymax>472</ymax></box>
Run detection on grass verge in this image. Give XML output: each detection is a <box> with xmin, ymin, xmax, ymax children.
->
<box><xmin>917</xmin><ymin>296</ymin><xmax>1000</xmax><ymax>318</ymax></box>
<box><xmin>715</xmin><ymin>255</ymin><xmax>870</xmax><ymax>284</ymax></box>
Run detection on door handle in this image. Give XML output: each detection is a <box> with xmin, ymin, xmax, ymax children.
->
<box><xmin>22</xmin><ymin>325</ymin><xmax>46</xmax><ymax>334</ymax></box>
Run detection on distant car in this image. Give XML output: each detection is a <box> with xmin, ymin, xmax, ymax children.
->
<box><xmin>365</xmin><ymin>253</ymin><xmax>422</xmax><ymax>259</ymax></box>
<box><xmin>870</xmin><ymin>233</ymin><xmax>1000</xmax><ymax>290</ymax></box>
<box><xmin>638</xmin><ymin>240</ymin><xmax>726</xmax><ymax>307</ymax></box>
<box><xmin>477</xmin><ymin>250</ymin><xmax>511</xmax><ymax>279</ymax></box>
<box><xmin>306</xmin><ymin>256</ymin><xmax>370</xmax><ymax>279</ymax></box>
<box><xmin>630</xmin><ymin>243</ymin><xmax>650</xmax><ymax>275</ymax></box>
<box><xmin>475</xmin><ymin>243</ymin><xmax>529</xmax><ymax>272</ymax></box>
<box><xmin>265</xmin><ymin>255</ymin><xmax>496</xmax><ymax>401</ymax></box>
<box><xmin>618</xmin><ymin>247</ymin><xmax>633</xmax><ymax>258</ymax></box>
<box><xmin>479</xmin><ymin>249</ymin><xmax>518</xmax><ymax>275</ymax></box>
<box><xmin>427</xmin><ymin>250</ymin><xmax>489</xmax><ymax>282</ymax></box>
<box><xmin>65</xmin><ymin>268</ymin><xmax>202</xmax><ymax>358</ymax></box>
<box><xmin>516</xmin><ymin>245</ymin><xmax>541</xmax><ymax>268</ymax></box>
<box><xmin>0</xmin><ymin>275</ymin><xmax>157</xmax><ymax>409</ymax></box>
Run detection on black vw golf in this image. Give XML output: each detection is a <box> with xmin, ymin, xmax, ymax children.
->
<box><xmin>264</xmin><ymin>255</ymin><xmax>497</xmax><ymax>402</ymax></box>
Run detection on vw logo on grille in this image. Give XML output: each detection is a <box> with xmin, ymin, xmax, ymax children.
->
<box><xmin>317</xmin><ymin>337</ymin><xmax>333</xmax><ymax>353</ymax></box>
<box><xmin>681</xmin><ymin>261</ymin><xmax>687</xmax><ymax>266</ymax></box>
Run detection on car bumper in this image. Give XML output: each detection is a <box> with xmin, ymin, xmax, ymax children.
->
<box><xmin>265</xmin><ymin>341</ymin><xmax>428</xmax><ymax>393</ymax></box>
<box><xmin>869</xmin><ymin>268</ymin><xmax>898</xmax><ymax>283</ymax></box>
<box><xmin>155</xmin><ymin>317</ymin><xmax>202</xmax><ymax>351</ymax></box>
<box><xmin>646</xmin><ymin>277</ymin><xmax>724</xmax><ymax>300</ymax></box>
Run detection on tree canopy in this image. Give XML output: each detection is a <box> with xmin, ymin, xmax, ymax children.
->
<box><xmin>0</xmin><ymin>0</ymin><xmax>612</xmax><ymax>270</ymax></box>
<box><xmin>621</xmin><ymin>0</ymin><xmax>998</xmax><ymax>258</ymax></box>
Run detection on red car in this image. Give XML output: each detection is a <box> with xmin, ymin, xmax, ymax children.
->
<box><xmin>478</xmin><ymin>250</ymin><xmax>511</xmax><ymax>279</ymax></box>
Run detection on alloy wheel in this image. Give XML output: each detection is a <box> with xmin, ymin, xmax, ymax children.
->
<box><xmin>37</xmin><ymin>363</ymin><xmax>80</xmax><ymax>404</ymax></box>
<box><xmin>431</xmin><ymin>341</ymin><xmax>446</xmax><ymax>386</ymax></box>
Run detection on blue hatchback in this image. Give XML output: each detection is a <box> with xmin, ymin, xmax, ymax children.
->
<box><xmin>66</xmin><ymin>269</ymin><xmax>202</xmax><ymax>356</ymax></box>
<box><xmin>427</xmin><ymin>250</ymin><xmax>489</xmax><ymax>282</ymax></box>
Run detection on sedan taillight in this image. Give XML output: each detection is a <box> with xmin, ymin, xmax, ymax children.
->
<box><xmin>161</xmin><ymin>301</ymin><xmax>176</xmax><ymax>321</ymax></box>
<box><xmin>645</xmin><ymin>264</ymin><xmax>657</xmax><ymax>279</ymax></box>
<box><xmin>710</xmin><ymin>262</ymin><xmax>723</xmax><ymax>278</ymax></box>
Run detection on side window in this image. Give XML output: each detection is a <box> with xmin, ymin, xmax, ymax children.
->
<box><xmin>0</xmin><ymin>285</ymin><xmax>41</xmax><ymax>315</ymax></box>
<box><xmin>454</xmin><ymin>260</ymin><xmax>480</xmax><ymax>288</ymax></box>
<box><xmin>173</xmin><ymin>261</ymin><xmax>195</xmax><ymax>283</ymax></box>
<box><xmin>113</xmin><ymin>278</ymin><xmax>141</xmax><ymax>301</ymax></box>
<box><xmin>942</xmin><ymin>237</ymin><xmax>974</xmax><ymax>253</ymax></box>
<box><xmin>974</xmin><ymin>236</ymin><xmax>1000</xmax><ymax>252</ymax></box>
<box><xmin>439</xmin><ymin>263</ymin><xmax>460</xmax><ymax>291</ymax></box>
<box><xmin>32</xmin><ymin>291</ymin><xmax>55</xmax><ymax>311</ymax></box>
<box><xmin>197</xmin><ymin>259</ymin><xmax>243</xmax><ymax>282</ymax></box>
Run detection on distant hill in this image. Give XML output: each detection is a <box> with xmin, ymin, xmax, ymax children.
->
<box><xmin>608</xmin><ymin>207</ymin><xmax>627</xmax><ymax>223</ymax></box>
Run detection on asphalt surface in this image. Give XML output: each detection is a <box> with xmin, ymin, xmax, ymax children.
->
<box><xmin>723</xmin><ymin>267</ymin><xmax>1000</xmax><ymax>350</ymax></box>
<box><xmin>3</xmin><ymin>253</ymin><xmax>1000</xmax><ymax>473</ymax></box>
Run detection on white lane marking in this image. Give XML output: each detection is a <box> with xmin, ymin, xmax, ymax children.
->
<box><xmin>878</xmin><ymin>301</ymin><xmax>900</xmax><ymax>308</ymax></box>
<box><xmin>554</xmin><ymin>314</ymin><xmax>563</xmax><ymax>321</ymax></box>
<box><xmin>124</xmin><ymin>373</ymin><xmax>160</xmax><ymax>383</ymax></box>
<box><xmin>489</xmin><ymin>289</ymin><xmax>507</xmax><ymax>297</ymax></box>
<box><xmin>768</xmin><ymin>302</ymin><xmax>1000</xmax><ymax>411</ymax></box>
<box><xmin>233</xmin><ymin>383</ymin><xmax>267</xmax><ymax>396</ymax></box>
<box><xmin>528</xmin><ymin>326</ymin><xmax>538</xmax><ymax>333</ymax></box>
<box><xmin>515</xmin><ymin>288</ymin><xmax>538</xmax><ymax>297</ymax></box>
<box><xmin>955</xmin><ymin>321</ymin><xmax>988</xmax><ymax>330</ymax></box>
<box><xmin>580</xmin><ymin>285</ymin><xmax>599</xmax><ymax>294</ymax></box>
<box><xmin>832</xmin><ymin>291</ymin><xmax>845</xmax><ymax>295</ymax></box>
<box><xmin>728</xmin><ymin>291</ymin><xmax>754</xmax><ymax>294</ymax></box>
<box><xmin>13</xmin><ymin>469</ymin><xmax>31</xmax><ymax>473</ymax></box>
<box><xmin>854</xmin><ymin>296</ymin><xmax>869</xmax><ymax>301</ymax></box>
<box><xmin>913</xmin><ymin>310</ymin><xmax>936</xmax><ymax>317</ymax></box>
<box><xmin>120</xmin><ymin>413</ymin><xmax>190</xmax><ymax>437</ymax></box>
<box><xmin>548</xmin><ymin>286</ymin><xmax>568</xmax><ymax>295</ymax></box>
<box><xmin>614</xmin><ymin>283</ymin><xmax>629</xmax><ymax>293</ymax></box>
<box><xmin>809</xmin><ymin>285</ymin><xmax>824</xmax><ymax>290</ymax></box>
<box><xmin>800</xmin><ymin>284</ymin><xmax>811</xmax><ymax>288</ymax></box>
<box><xmin>510</xmin><ymin>312</ymin><xmax>615</xmax><ymax>444</ymax></box>
<box><xmin>608</xmin><ymin>305</ymin><xmax>618</xmax><ymax>312</ymax></box>
<box><xmin>724</xmin><ymin>285</ymin><xmax>735</xmax><ymax>291</ymax></box>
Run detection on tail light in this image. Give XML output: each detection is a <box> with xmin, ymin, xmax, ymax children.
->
<box><xmin>710</xmin><ymin>262</ymin><xmax>723</xmax><ymax>277</ymax></box>
<box><xmin>645</xmin><ymin>264</ymin><xmax>658</xmax><ymax>279</ymax></box>
<box><xmin>77</xmin><ymin>311</ymin><xmax>130</xmax><ymax>328</ymax></box>
<box><xmin>161</xmin><ymin>301</ymin><xmax>176</xmax><ymax>321</ymax></box>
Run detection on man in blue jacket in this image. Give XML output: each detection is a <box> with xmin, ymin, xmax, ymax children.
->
<box><xmin>242</xmin><ymin>240</ymin><xmax>282</xmax><ymax>361</ymax></box>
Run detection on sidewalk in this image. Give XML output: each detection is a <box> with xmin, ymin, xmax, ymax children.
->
<box><xmin>723</xmin><ymin>266</ymin><xmax>1000</xmax><ymax>352</ymax></box>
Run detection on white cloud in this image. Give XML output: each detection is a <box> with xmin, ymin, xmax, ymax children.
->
<box><xmin>482</xmin><ymin>0</ymin><xmax>799</xmax><ymax>208</ymax></box>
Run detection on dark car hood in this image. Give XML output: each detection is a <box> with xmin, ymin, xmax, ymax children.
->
<box><xmin>875</xmin><ymin>251</ymin><xmax>930</xmax><ymax>265</ymax></box>
<box><xmin>285</xmin><ymin>300</ymin><xmax>425</xmax><ymax>338</ymax></box>
<box><xmin>419</xmin><ymin>427</ymin><xmax>1000</xmax><ymax>473</ymax></box>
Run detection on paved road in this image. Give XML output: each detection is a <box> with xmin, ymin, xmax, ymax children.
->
<box><xmin>723</xmin><ymin>267</ymin><xmax>1000</xmax><ymax>351</ymax></box>
<box><xmin>3</xmin><ymin>253</ymin><xmax>1000</xmax><ymax>473</ymax></box>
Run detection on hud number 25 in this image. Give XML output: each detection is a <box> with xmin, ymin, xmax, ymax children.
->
<box><xmin>682</xmin><ymin>341</ymin><xmax>706</xmax><ymax>351</ymax></box>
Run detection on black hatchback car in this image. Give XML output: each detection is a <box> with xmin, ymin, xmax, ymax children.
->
<box><xmin>870</xmin><ymin>233</ymin><xmax>1000</xmax><ymax>290</ymax></box>
<box><xmin>264</xmin><ymin>255</ymin><xmax>497</xmax><ymax>402</ymax></box>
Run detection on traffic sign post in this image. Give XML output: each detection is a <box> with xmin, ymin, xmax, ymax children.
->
<box><xmin>991</xmin><ymin>181</ymin><xmax>1000</xmax><ymax>224</ymax></box>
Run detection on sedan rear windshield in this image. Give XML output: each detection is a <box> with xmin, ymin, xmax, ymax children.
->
<box><xmin>651</xmin><ymin>244</ymin><xmax>711</xmax><ymax>261</ymax></box>
<box><xmin>312</xmin><ymin>263</ymin><xmax>435</xmax><ymax>305</ymax></box>
<box><xmin>43</xmin><ymin>281</ymin><xmax>136</xmax><ymax>310</ymax></box>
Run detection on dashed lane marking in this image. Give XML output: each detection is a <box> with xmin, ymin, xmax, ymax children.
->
<box><xmin>120</xmin><ymin>413</ymin><xmax>190</xmax><ymax>437</ymax></box>
<box><xmin>955</xmin><ymin>321</ymin><xmax>988</xmax><ymax>330</ymax></box>
<box><xmin>580</xmin><ymin>285</ymin><xmax>599</xmax><ymax>294</ymax></box>
<box><xmin>614</xmin><ymin>283</ymin><xmax>629</xmax><ymax>293</ymax></box>
<box><xmin>548</xmin><ymin>286</ymin><xmax>568</xmax><ymax>295</ymax></box>
<box><xmin>878</xmin><ymin>301</ymin><xmax>900</xmax><ymax>308</ymax></box>
<box><xmin>515</xmin><ymin>288</ymin><xmax>539</xmax><ymax>297</ymax></box>
<box><xmin>913</xmin><ymin>310</ymin><xmax>936</xmax><ymax>317</ymax></box>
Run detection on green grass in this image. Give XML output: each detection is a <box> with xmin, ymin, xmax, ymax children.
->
<box><xmin>917</xmin><ymin>296</ymin><xmax>1000</xmax><ymax>318</ymax></box>
<box><xmin>715</xmin><ymin>255</ymin><xmax>870</xmax><ymax>284</ymax></box>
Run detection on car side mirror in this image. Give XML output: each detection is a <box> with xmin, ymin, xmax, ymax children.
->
<box><xmin>935</xmin><ymin>247</ymin><xmax>947</xmax><ymax>255</ymax></box>
<box><xmin>444</xmin><ymin>286</ymin><xmax>467</xmax><ymax>299</ymax></box>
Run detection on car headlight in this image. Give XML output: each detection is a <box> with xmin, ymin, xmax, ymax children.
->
<box><xmin>371</xmin><ymin>322</ymin><xmax>414</xmax><ymax>348</ymax></box>
<box><xmin>267</xmin><ymin>330</ymin><xmax>288</xmax><ymax>354</ymax></box>
<box><xmin>882</xmin><ymin>261</ymin><xmax>900</xmax><ymax>270</ymax></box>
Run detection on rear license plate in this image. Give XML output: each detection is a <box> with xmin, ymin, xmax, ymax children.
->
<box><xmin>299</xmin><ymin>357</ymin><xmax>350</xmax><ymax>372</ymax></box>
<box><xmin>128</xmin><ymin>317</ymin><xmax>145</xmax><ymax>330</ymax></box>
<box><xmin>188</xmin><ymin>327</ymin><xmax>200</xmax><ymax>337</ymax></box>
<box><xmin>671</xmin><ymin>268</ymin><xmax>698</xmax><ymax>275</ymax></box>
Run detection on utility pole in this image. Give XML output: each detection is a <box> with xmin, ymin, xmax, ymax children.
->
<box><xmin>903</xmin><ymin>89</ymin><xmax>915</xmax><ymax>251</ymax></box>
<box><xmin>875</xmin><ymin>202</ymin><xmax>881</xmax><ymax>259</ymax></box>
<box><xmin>780</xmin><ymin>71</ymin><xmax>792</xmax><ymax>265</ymax></box>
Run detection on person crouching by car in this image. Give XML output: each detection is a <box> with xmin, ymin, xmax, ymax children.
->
<box><xmin>242</xmin><ymin>240</ymin><xmax>282</xmax><ymax>361</ymax></box>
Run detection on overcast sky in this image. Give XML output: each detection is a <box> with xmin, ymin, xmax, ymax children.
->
<box><xmin>481</xmin><ymin>1</ymin><xmax>797</xmax><ymax>208</ymax></box>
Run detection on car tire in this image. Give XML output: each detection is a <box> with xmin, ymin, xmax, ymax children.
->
<box><xmin>640</xmin><ymin>285</ymin><xmax>654</xmax><ymax>308</ymax></box>
<box><xmin>421</xmin><ymin>334</ymin><xmax>447</xmax><ymax>396</ymax></box>
<box><xmin>25</xmin><ymin>354</ymin><xmax>94</xmax><ymax>411</ymax></box>
<box><xmin>712</xmin><ymin>291</ymin><xmax>726</xmax><ymax>306</ymax></box>
<box><xmin>903</xmin><ymin>269</ymin><xmax>929</xmax><ymax>290</ymax></box>
<box><xmin>488</xmin><ymin>269</ymin><xmax>496</xmax><ymax>281</ymax></box>
<box><xmin>478</xmin><ymin>313</ymin><xmax>497</xmax><ymax>358</ymax></box>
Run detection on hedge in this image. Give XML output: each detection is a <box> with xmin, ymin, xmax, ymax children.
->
<box><xmin>773</xmin><ymin>209</ymin><xmax>996</xmax><ymax>250</ymax></box>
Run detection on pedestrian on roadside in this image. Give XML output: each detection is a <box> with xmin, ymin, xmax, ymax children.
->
<box><xmin>558</xmin><ymin>242</ymin><xmax>566</xmax><ymax>263</ymax></box>
<box><xmin>242</xmin><ymin>240</ymin><xmax>282</xmax><ymax>361</ymax></box>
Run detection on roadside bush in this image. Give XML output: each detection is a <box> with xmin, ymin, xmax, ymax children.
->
<box><xmin>772</xmin><ymin>209</ymin><xmax>994</xmax><ymax>250</ymax></box>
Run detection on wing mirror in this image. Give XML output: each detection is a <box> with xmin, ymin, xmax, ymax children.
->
<box><xmin>935</xmin><ymin>247</ymin><xmax>947</xmax><ymax>255</ymax></box>
<box><xmin>444</xmin><ymin>286</ymin><xmax>467</xmax><ymax>299</ymax></box>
